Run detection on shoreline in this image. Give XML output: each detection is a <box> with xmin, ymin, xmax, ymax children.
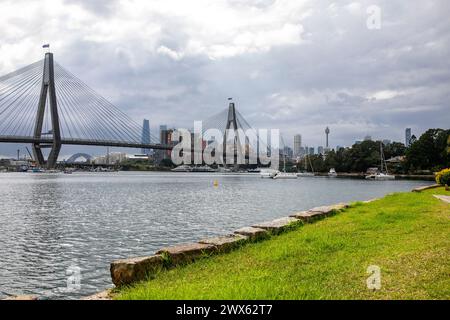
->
<box><xmin>0</xmin><ymin>170</ymin><xmax>436</xmax><ymax>181</ymax></box>
<box><xmin>2</xmin><ymin>182</ymin><xmax>441</xmax><ymax>300</ymax></box>
<box><xmin>93</xmin><ymin>183</ymin><xmax>441</xmax><ymax>300</ymax></box>
<box><xmin>111</xmin><ymin>183</ymin><xmax>448</xmax><ymax>300</ymax></box>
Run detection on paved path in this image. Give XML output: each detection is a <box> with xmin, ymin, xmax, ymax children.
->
<box><xmin>433</xmin><ymin>195</ymin><xmax>450</xmax><ymax>204</ymax></box>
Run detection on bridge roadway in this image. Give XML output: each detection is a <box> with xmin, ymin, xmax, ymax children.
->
<box><xmin>0</xmin><ymin>136</ymin><xmax>173</xmax><ymax>150</ymax></box>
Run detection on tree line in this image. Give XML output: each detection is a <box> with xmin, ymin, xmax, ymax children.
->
<box><xmin>295</xmin><ymin>128</ymin><xmax>450</xmax><ymax>174</ymax></box>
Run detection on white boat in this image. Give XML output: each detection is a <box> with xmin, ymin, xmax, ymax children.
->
<box><xmin>365</xmin><ymin>172</ymin><xmax>395</xmax><ymax>180</ymax></box>
<box><xmin>217</xmin><ymin>166</ymin><xmax>233</xmax><ymax>173</ymax></box>
<box><xmin>328</xmin><ymin>168</ymin><xmax>337</xmax><ymax>177</ymax></box>
<box><xmin>260</xmin><ymin>169</ymin><xmax>278</xmax><ymax>178</ymax></box>
<box><xmin>273</xmin><ymin>152</ymin><xmax>297</xmax><ymax>179</ymax></box>
<box><xmin>273</xmin><ymin>172</ymin><xmax>298</xmax><ymax>179</ymax></box>
<box><xmin>171</xmin><ymin>165</ymin><xmax>193</xmax><ymax>172</ymax></box>
<box><xmin>365</xmin><ymin>142</ymin><xmax>395</xmax><ymax>180</ymax></box>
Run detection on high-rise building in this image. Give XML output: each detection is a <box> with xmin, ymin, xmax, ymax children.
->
<box><xmin>318</xmin><ymin>146</ymin><xmax>324</xmax><ymax>155</ymax></box>
<box><xmin>364</xmin><ymin>135</ymin><xmax>372</xmax><ymax>141</ymax></box>
<box><xmin>405</xmin><ymin>128</ymin><xmax>412</xmax><ymax>147</ymax></box>
<box><xmin>309</xmin><ymin>147</ymin><xmax>314</xmax><ymax>155</ymax></box>
<box><xmin>325</xmin><ymin>127</ymin><xmax>330</xmax><ymax>148</ymax></box>
<box><xmin>159</xmin><ymin>125</ymin><xmax>167</xmax><ymax>143</ymax></box>
<box><xmin>283</xmin><ymin>146</ymin><xmax>293</xmax><ymax>158</ymax></box>
<box><xmin>293</xmin><ymin>134</ymin><xmax>302</xmax><ymax>157</ymax></box>
<box><xmin>382</xmin><ymin>139</ymin><xmax>391</xmax><ymax>146</ymax></box>
<box><xmin>141</xmin><ymin>119</ymin><xmax>151</xmax><ymax>155</ymax></box>
<box><xmin>299</xmin><ymin>146</ymin><xmax>306</xmax><ymax>157</ymax></box>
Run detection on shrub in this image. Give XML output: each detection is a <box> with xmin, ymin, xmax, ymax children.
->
<box><xmin>435</xmin><ymin>168</ymin><xmax>450</xmax><ymax>186</ymax></box>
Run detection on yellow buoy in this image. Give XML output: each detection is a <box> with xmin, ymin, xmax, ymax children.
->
<box><xmin>213</xmin><ymin>180</ymin><xmax>218</xmax><ymax>187</ymax></box>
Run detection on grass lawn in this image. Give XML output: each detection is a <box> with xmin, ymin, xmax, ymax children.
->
<box><xmin>115</xmin><ymin>187</ymin><xmax>450</xmax><ymax>300</ymax></box>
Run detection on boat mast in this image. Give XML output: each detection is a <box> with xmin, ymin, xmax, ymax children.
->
<box><xmin>309</xmin><ymin>155</ymin><xmax>315</xmax><ymax>174</ymax></box>
<box><xmin>380</xmin><ymin>142</ymin><xmax>389</xmax><ymax>174</ymax></box>
<box><xmin>380</xmin><ymin>142</ymin><xmax>383</xmax><ymax>173</ymax></box>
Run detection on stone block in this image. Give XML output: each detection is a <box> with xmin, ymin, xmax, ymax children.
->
<box><xmin>199</xmin><ymin>234</ymin><xmax>248</xmax><ymax>252</ymax></box>
<box><xmin>156</xmin><ymin>243</ymin><xmax>217</xmax><ymax>265</ymax></box>
<box><xmin>412</xmin><ymin>184</ymin><xmax>440</xmax><ymax>192</ymax></box>
<box><xmin>110</xmin><ymin>255</ymin><xmax>164</xmax><ymax>286</ymax></box>
<box><xmin>308</xmin><ymin>203</ymin><xmax>348</xmax><ymax>215</ymax></box>
<box><xmin>290</xmin><ymin>210</ymin><xmax>324</xmax><ymax>222</ymax></box>
<box><xmin>252</xmin><ymin>217</ymin><xmax>300</xmax><ymax>234</ymax></box>
<box><xmin>234</xmin><ymin>226</ymin><xmax>269</xmax><ymax>241</ymax></box>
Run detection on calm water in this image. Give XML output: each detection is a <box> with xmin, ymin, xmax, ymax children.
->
<box><xmin>0</xmin><ymin>172</ymin><xmax>431</xmax><ymax>299</ymax></box>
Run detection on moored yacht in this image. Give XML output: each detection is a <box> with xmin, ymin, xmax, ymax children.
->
<box><xmin>328</xmin><ymin>168</ymin><xmax>337</xmax><ymax>177</ymax></box>
<box><xmin>365</xmin><ymin>142</ymin><xmax>395</xmax><ymax>180</ymax></box>
<box><xmin>260</xmin><ymin>169</ymin><xmax>278</xmax><ymax>178</ymax></box>
<box><xmin>171</xmin><ymin>165</ymin><xmax>193</xmax><ymax>172</ymax></box>
<box><xmin>273</xmin><ymin>172</ymin><xmax>298</xmax><ymax>179</ymax></box>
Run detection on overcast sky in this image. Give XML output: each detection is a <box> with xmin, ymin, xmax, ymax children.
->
<box><xmin>0</xmin><ymin>0</ymin><xmax>449</xmax><ymax>157</ymax></box>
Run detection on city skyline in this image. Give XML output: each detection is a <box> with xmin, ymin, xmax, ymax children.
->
<box><xmin>0</xmin><ymin>0</ymin><xmax>449</xmax><ymax>156</ymax></box>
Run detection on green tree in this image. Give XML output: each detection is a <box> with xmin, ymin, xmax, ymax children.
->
<box><xmin>447</xmin><ymin>135</ymin><xmax>450</xmax><ymax>155</ymax></box>
<box><xmin>346</xmin><ymin>140</ymin><xmax>380</xmax><ymax>172</ymax></box>
<box><xmin>405</xmin><ymin>129</ymin><xmax>450</xmax><ymax>171</ymax></box>
<box><xmin>384</xmin><ymin>142</ymin><xmax>406</xmax><ymax>159</ymax></box>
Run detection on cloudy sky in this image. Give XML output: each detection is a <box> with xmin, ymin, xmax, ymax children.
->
<box><xmin>0</xmin><ymin>0</ymin><xmax>449</xmax><ymax>157</ymax></box>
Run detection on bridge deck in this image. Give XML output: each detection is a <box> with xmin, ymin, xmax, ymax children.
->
<box><xmin>0</xmin><ymin>136</ymin><xmax>172</xmax><ymax>150</ymax></box>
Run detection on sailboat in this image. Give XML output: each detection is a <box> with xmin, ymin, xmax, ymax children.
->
<box><xmin>273</xmin><ymin>153</ymin><xmax>297</xmax><ymax>179</ymax></box>
<box><xmin>365</xmin><ymin>142</ymin><xmax>395</xmax><ymax>180</ymax></box>
<box><xmin>297</xmin><ymin>155</ymin><xmax>315</xmax><ymax>177</ymax></box>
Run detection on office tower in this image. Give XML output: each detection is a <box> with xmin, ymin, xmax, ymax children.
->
<box><xmin>405</xmin><ymin>128</ymin><xmax>412</xmax><ymax>147</ymax></box>
<box><xmin>160</xmin><ymin>125</ymin><xmax>168</xmax><ymax>144</ymax></box>
<box><xmin>141</xmin><ymin>119</ymin><xmax>151</xmax><ymax>155</ymax></box>
<box><xmin>309</xmin><ymin>147</ymin><xmax>314</xmax><ymax>155</ymax></box>
<box><xmin>318</xmin><ymin>146</ymin><xmax>324</xmax><ymax>155</ymax></box>
<box><xmin>364</xmin><ymin>135</ymin><xmax>372</xmax><ymax>141</ymax></box>
<box><xmin>293</xmin><ymin>134</ymin><xmax>302</xmax><ymax>157</ymax></box>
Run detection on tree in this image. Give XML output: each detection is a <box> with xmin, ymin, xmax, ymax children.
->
<box><xmin>447</xmin><ymin>135</ymin><xmax>450</xmax><ymax>155</ymax></box>
<box><xmin>384</xmin><ymin>142</ymin><xmax>406</xmax><ymax>159</ymax></box>
<box><xmin>160</xmin><ymin>158</ymin><xmax>175</xmax><ymax>168</ymax></box>
<box><xmin>405</xmin><ymin>129</ymin><xmax>450</xmax><ymax>171</ymax></box>
<box><xmin>346</xmin><ymin>140</ymin><xmax>380</xmax><ymax>172</ymax></box>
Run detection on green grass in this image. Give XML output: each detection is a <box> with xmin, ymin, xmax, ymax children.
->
<box><xmin>115</xmin><ymin>187</ymin><xmax>450</xmax><ymax>300</ymax></box>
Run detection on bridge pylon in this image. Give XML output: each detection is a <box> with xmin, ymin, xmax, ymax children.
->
<box><xmin>223</xmin><ymin>101</ymin><xmax>241</xmax><ymax>169</ymax></box>
<box><xmin>32</xmin><ymin>53</ymin><xmax>62</xmax><ymax>169</ymax></box>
